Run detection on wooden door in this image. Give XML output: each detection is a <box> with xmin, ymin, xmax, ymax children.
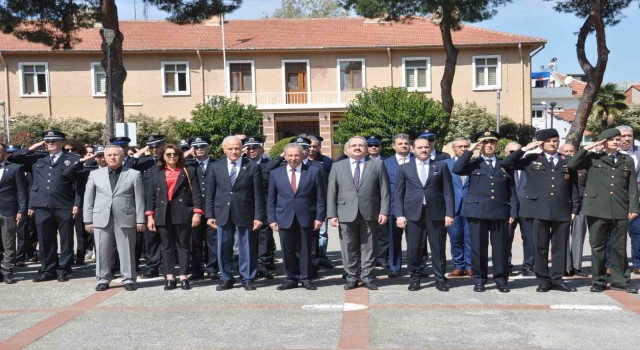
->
<box><xmin>285</xmin><ymin>62</ymin><xmax>307</xmax><ymax>104</ymax></box>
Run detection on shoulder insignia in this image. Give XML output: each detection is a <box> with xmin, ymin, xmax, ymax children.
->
<box><xmin>64</xmin><ymin>160</ymin><xmax>71</xmax><ymax>166</ymax></box>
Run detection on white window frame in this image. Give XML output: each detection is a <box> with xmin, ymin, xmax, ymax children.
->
<box><xmin>18</xmin><ymin>62</ymin><xmax>49</xmax><ymax>97</ymax></box>
<box><xmin>281</xmin><ymin>59</ymin><xmax>311</xmax><ymax>104</ymax></box>
<box><xmin>472</xmin><ymin>55</ymin><xmax>501</xmax><ymax>91</ymax></box>
<box><xmin>161</xmin><ymin>61</ymin><xmax>191</xmax><ymax>96</ymax></box>
<box><xmin>402</xmin><ymin>57</ymin><xmax>431</xmax><ymax>92</ymax></box>
<box><xmin>226</xmin><ymin>60</ymin><xmax>256</xmax><ymax>103</ymax></box>
<box><xmin>90</xmin><ymin>62</ymin><xmax>106</xmax><ymax>97</ymax></box>
<box><xmin>336</xmin><ymin>58</ymin><xmax>366</xmax><ymax>93</ymax></box>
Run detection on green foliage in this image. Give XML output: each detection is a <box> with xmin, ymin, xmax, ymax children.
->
<box><xmin>544</xmin><ymin>0</ymin><xmax>638</xmax><ymax>28</ymax></box>
<box><xmin>7</xmin><ymin>114</ymin><xmax>104</xmax><ymax>146</ymax></box>
<box><xmin>333</xmin><ymin>87</ymin><xmax>448</xmax><ymax>157</ymax></box>
<box><xmin>173</xmin><ymin>96</ymin><xmax>263</xmax><ymax>157</ymax></box>
<box><xmin>269</xmin><ymin>137</ymin><xmax>296</xmax><ymax>158</ymax></box>
<box><xmin>499</xmin><ymin>123</ymin><xmax>537</xmax><ymax>146</ymax></box>
<box><xmin>588</xmin><ymin>82</ymin><xmax>629</xmax><ymax>130</ymax></box>
<box><xmin>268</xmin><ymin>0</ymin><xmax>349</xmax><ymax>18</ymax></box>
<box><xmin>587</xmin><ymin>104</ymin><xmax>640</xmax><ymax>140</ymax></box>
<box><xmin>497</xmin><ymin>138</ymin><xmax>515</xmax><ymax>157</ymax></box>
<box><xmin>144</xmin><ymin>0</ymin><xmax>243</xmax><ymax>23</ymax></box>
<box><xmin>125</xmin><ymin>113</ymin><xmax>182</xmax><ymax>146</ymax></box>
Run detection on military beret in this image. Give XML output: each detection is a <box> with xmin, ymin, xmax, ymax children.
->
<box><xmin>475</xmin><ymin>130</ymin><xmax>501</xmax><ymax>142</ymax></box>
<box><xmin>42</xmin><ymin>130</ymin><xmax>66</xmax><ymax>141</ymax></box>
<box><xmin>109</xmin><ymin>136</ymin><xmax>131</xmax><ymax>147</ymax></box>
<box><xmin>366</xmin><ymin>135</ymin><xmax>382</xmax><ymax>146</ymax></box>
<box><xmin>597</xmin><ymin>128</ymin><xmax>621</xmax><ymax>141</ymax></box>
<box><xmin>536</xmin><ymin>128</ymin><xmax>559</xmax><ymax>141</ymax></box>
<box><xmin>294</xmin><ymin>136</ymin><xmax>311</xmax><ymax>147</ymax></box>
<box><xmin>5</xmin><ymin>144</ymin><xmax>21</xmax><ymax>153</ymax></box>
<box><xmin>189</xmin><ymin>136</ymin><xmax>211</xmax><ymax>147</ymax></box>
<box><xmin>242</xmin><ymin>136</ymin><xmax>264</xmax><ymax>147</ymax></box>
<box><xmin>143</xmin><ymin>135</ymin><xmax>165</xmax><ymax>147</ymax></box>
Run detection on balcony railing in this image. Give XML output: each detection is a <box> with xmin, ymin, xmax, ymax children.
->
<box><xmin>206</xmin><ymin>91</ymin><xmax>361</xmax><ymax>109</ymax></box>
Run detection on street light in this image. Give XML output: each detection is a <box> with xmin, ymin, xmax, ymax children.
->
<box><xmin>496</xmin><ymin>88</ymin><xmax>502</xmax><ymax>132</ymax></box>
<box><xmin>549</xmin><ymin>101</ymin><xmax>557</xmax><ymax>129</ymax></box>
<box><xmin>102</xmin><ymin>28</ymin><xmax>116</xmax><ymax>139</ymax></box>
<box><xmin>0</xmin><ymin>101</ymin><xmax>8</xmax><ymax>143</ymax></box>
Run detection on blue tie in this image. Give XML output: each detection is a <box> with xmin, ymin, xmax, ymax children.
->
<box><xmin>229</xmin><ymin>162</ymin><xmax>237</xmax><ymax>186</ymax></box>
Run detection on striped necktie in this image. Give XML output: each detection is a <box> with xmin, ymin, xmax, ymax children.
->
<box><xmin>229</xmin><ymin>161</ymin><xmax>237</xmax><ymax>186</ymax></box>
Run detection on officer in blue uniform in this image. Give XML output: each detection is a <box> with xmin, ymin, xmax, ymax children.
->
<box><xmin>453</xmin><ymin>131</ymin><xmax>517</xmax><ymax>293</ymax></box>
<box><xmin>9</xmin><ymin>130</ymin><xmax>90</xmax><ymax>282</ymax></box>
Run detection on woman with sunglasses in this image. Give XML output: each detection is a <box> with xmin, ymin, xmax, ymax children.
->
<box><xmin>145</xmin><ymin>145</ymin><xmax>203</xmax><ymax>290</ymax></box>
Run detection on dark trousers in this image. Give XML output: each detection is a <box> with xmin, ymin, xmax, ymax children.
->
<box><xmin>192</xmin><ymin>221</ymin><xmax>219</xmax><ymax>274</ymax></box>
<box><xmin>16</xmin><ymin>214</ymin><xmax>37</xmax><ymax>262</ymax></box>
<box><xmin>73</xmin><ymin>215</ymin><xmax>86</xmax><ymax>261</ymax></box>
<box><xmin>629</xmin><ymin>216</ymin><xmax>640</xmax><ymax>269</ymax></box>
<box><xmin>587</xmin><ymin>217</ymin><xmax>631</xmax><ymax>287</ymax></box>
<box><xmin>467</xmin><ymin>217</ymin><xmax>509</xmax><ymax>285</ymax></box>
<box><xmin>406</xmin><ymin>208</ymin><xmax>447</xmax><ymax>283</ymax></box>
<box><xmin>34</xmin><ymin>208</ymin><xmax>74</xmax><ymax>274</ymax></box>
<box><xmin>144</xmin><ymin>228</ymin><xmax>161</xmax><ymax>273</ymax></box>
<box><xmin>532</xmin><ymin>219</ymin><xmax>569</xmax><ymax>284</ymax></box>
<box><xmin>0</xmin><ymin>214</ymin><xmax>17</xmax><ymax>272</ymax></box>
<box><xmin>204</xmin><ymin>224</ymin><xmax>219</xmax><ymax>274</ymax></box>
<box><xmin>256</xmin><ymin>223</ymin><xmax>275</xmax><ymax>269</ymax></box>
<box><xmin>377</xmin><ymin>220</ymin><xmax>390</xmax><ymax>265</ymax></box>
<box><xmin>447</xmin><ymin>215</ymin><xmax>471</xmax><ymax>270</ymax></box>
<box><xmin>218</xmin><ymin>222</ymin><xmax>257</xmax><ymax>282</ymax></box>
<box><xmin>157</xmin><ymin>219</ymin><xmax>191</xmax><ymax>277</ymax></box>
<box><xmin>279</xmin><ymin>219</ymin><xmax>313</xmax><ymax>282</ymax></box>
<box><xmin>508</xmin><ymin>217</ymin><xmax>535</xmax><ymax>269</ymax></box>
<box><xmin>388</xmin><ymin>215</ymin><xmax>405</xmax><ymax>273</ymax></box>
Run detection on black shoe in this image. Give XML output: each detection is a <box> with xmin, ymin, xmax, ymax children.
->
<box><xmin>473</xmin><ymin>283</ymin><xmax>486</xmax><ymax>292</ymax></box>
<box><xmin>420</xmin><ymin>271</ymin><xmax>430</xmax><ymax>278</ymax></box>
<box><xmin>590</xmin><ymin>284</ymin><xmax>606</xmax><ymax>293</ymax></box>
<box><xmin>521</xmin><ymin>268</ymin><xmax>535</xmax><ymax>276</ymax></box>
<box><xmin>265</xmin><ymin>262</ymin><xmax>277</xmax><ymax>271</ymax></box>
<box><xmin>536</xmin><ymin>283</ymin><xmax>551</xmax><ymax>292</ymax></box>
<box><xmin>301</xmin><ymin>280</ymin><xmax>317</xmax><ymax>290</ymax></box>
<box><xmin>57</xmin><ymin>271</ymin><xmax>69</xmax><ymax>282</ymax></box>
<box><xmin>388</xmin><ymin>271</ymin><xmax>401</xmax><ymax>278</ymax></box>
<box><xmin>363</xmin><ymin>281</ymin><xmax>378</xmax><ymax>290</ymax></box>
<box><xmin>2</xmin><ymin>274</ymin><xmax>17</xmax><ymax>284</ymax></box>
<box><xmin>180</xmin><ymin>279</ymin><xmax>192</xmax><ymax>290</ymax></box>
<box><xmin>189</xmin><ymin>272</ymin><xmax>205</xmax><ymax>280</ymax></box>
<box><xmin>573</xmin><ymin>269</ymin><xmax>589</xmax><ymax>277</ymax></box>
<box><xmin>164</xmin><ymin>279</ymin><xmax>177</xmax><ymax>291</ymax></box>
<box><xmin>319</xmin><ymin>261</ymin><xmax>334</xmax><ymax>269</ymax></box>
<box><xmin>497</xmin><ymin>284</ymin><xmax>510</xmax><ymax>293</ymax></box>
<box><xmin>277</xmin><ymin>281</ymin><xmax>299</xmax><ymax>290</ymax></box>
<box><xmin>551</xmin><ymin>282</ymin><xmax>577</xmax><ymax>292</ymax></box>
<box><xmin>435</xmin><ymin>281</ymin><xmax>450</xmax><ymax>292</ymax></box>
<box><xmin>33</xmin><ymin>272</ymin><xmax>56</xmax><ymax>283</ymax></box>
<box><xmin>73</xmin><ymin>259</ymin><xmax>85</xmax><ymax>266</ymax></box>
<box><xmin>242</xmin><ymin>280</ymin><xmax>256</xmax><ymax>291</ymax></box>
<box><xmin>95</xmin><ymin>283</ymin><xmax>109</xmax><ymax>291</ymax></box>
<box><xmin>610</xmin><ymin>285</ymin><xmax>639</xmax><ymax>294</ymax></box>
<box><xmin>257</xmin><ymin>269</ymin><xmax>274</xmax><ymax>280</ymax></box>
<box><xmin>208</xmin><ymin>272</ymin><xmax>220</xmax><ymax>280</ymax></box>
<box><xmin>344</xmin><ymin>281</ymin><xmax>358</xmax><ymax>290</ymax></box>
<box><xmin>15</xmin><ymin>261</ymin><xmax>26</xmax><ymax>267</ymax></box>
<box><xmin>341</xmin><ymin>273</ymin><xmax>348</xmax><ymax>280</ymax></box>
<box><xmin>509</xmin><ymin>266</ymin><xmax>517</xmax><ymax>276</ymax></box>
<box><xmin>564</xmin><ymin>270</ymin><xmax>575</xmax><ymax>277</ymax></box>
<box><xmin>216</xmin><ymin>280</ymin><xmax>234</xmax><ymax>291</ymax></box>
<box><xmin>123</xmin><ymin>283</ymin><xmax>138</xmax><ymax>291</ymax></box>
<box><xmin>408</xmin><ymin>282</ymin><xmax>420</xmax><ymax>291</ymax></box>
<box><xmin>141</xmin><ymin>270</ymin><xmax>159</xmax><ymax>279</ymax></box>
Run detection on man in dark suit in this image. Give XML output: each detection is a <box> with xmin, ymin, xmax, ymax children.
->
<box><xmin>453</xmin><ymin>131</ymin><xmax>517</xmax><ymax>293</ymax></box>
<box><xmin>442</xmin><ymin>137</ymin><xmax>472</xmax><ymax>277</ymax></box>
<box><xmin>7</xmin><ymin>145</ymin><xmax>36</xmax><ymax>267</ymax></box>
<box><xmin>307</xmin><ymin>135</ymin><xmax>333</xmax><ymax>271</ymax></box>
<box><xmin>328</xmin><ymin>136</ymin><xmax>390</xmax><ymax>290</ymax></box>
<box><xmin>396</xmin><ymin>137</ymin><xmax>454</xmax><ymax>291</ymax></box>
<box><xmin>568</xmin><ymin>128</ymin><xmax>640</xmax><ymax>294</ymax></box>
<box><xmin>502</xmin><ymin>129</ymin><xmax>579</xmax><ymax>292</ymax></box>
<box><xmin>616</xmin><ymin>125</ymin><xmax>640</xmax><ymax>275</ymax></box>
<box><xmin>205</xmin><ymin>136</ymin><xmax>265</xmax><ymax>291</ymax></box>
<box><xmin>268</xmin><ymin>143</ymin><xmax>325</xmax><ymax>290</ymax></box>
<box><xmin>184</xmin><ymin>136</ymin><xmax>219</xmax><ymax>280</ymax></box>
<box><xmin>0</xmin><ymin>143</ymin><xmax>28</xmax><ymax>284</ymax></box>
<box><xmin>9</xmin><ymin>130</ymin><xmax>90</xmax><ymax>282</ymax></box>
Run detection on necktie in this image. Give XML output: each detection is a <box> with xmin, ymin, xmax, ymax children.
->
<box><xmin>419</xmin><ymin>162</ymin><xmax>427</xmax><ymax>186</ymax></box>
<box><xmin>109</xmin><ymin>170</ymin><xmax>117</xmax><ymax>191</ymax></box>
<box><xmin>486</xmin><ymin>159</ymin><xmax>493</xmax><ymax>169</ymax></box>
<box><xmin>400</xmin><ymin>157</ymin><xmax>406</xmax><ymax>165</ymax></box>
<box><xmin>199</xmin><ymin>161</ymin><xmax>205</xmax><ymax>172</ymax></box>
<box><xmin>610</xmin><ymin>154</ymin><xmax>616</xmax><ymax>164</ymax></box>
<box><xmin>229</xmin><ymin>162</ymin><xmax>237</xmax><ymax>186</ymax></box>
<box><xmin>515</xmin><ymin>170</ymin><xmax>521</xmax><ymax>187</ymax></box>
<box><xmin>353</xmin><ymin>161</ymin><xmax>361</xmax><ymax>188</ymax></box>
<box><xmin>50</xmin><ymin>155</ymin><xmax>56</xmax><ymax>164</ymax></box>
<box><xmin>290</xmin><ymin>168</ymin><xmax>297</xmax><ymax>193</ymax></box>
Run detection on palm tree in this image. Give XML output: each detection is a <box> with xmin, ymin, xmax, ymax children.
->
<box><xmin>591</xmin><ymin>83</ymin><xmax>629</xmax><ymax>129</ymax></box>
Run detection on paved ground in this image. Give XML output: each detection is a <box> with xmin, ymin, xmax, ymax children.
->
<box><xmin>0</xmin><ymin>226</ymin><xmax>638</xmax><ymax>350</ymax></box>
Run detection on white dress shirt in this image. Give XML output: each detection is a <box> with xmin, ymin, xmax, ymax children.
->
<box><xmin>395</xmin><ymin>154</ymin><xmax>409</xmax><ymax>165</ymax></box>
<box><xmin>50</xmin><ymin>151</ymin><xmax>64</xmax><ymax>164</ymax></box>
<box><xmin>350</xmin><ymin>158</ymin><xmax>364</xmax><ymax>182</ymax></box>
<box><xmin>198</xmin><ymin>158</ymin><xmax>210</xmax><ymax>171</ymax></box>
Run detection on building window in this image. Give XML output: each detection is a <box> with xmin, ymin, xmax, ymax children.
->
<box><xmin>338</xmin><ymin>59</ymin><xmax>364</xmax><ymax>91</ymax></box>
<box><xmin>19</xmin><ymin>63</ymin><xmax>48</xmax><ymax>97</ymax></box>
<box><xmin>161</xmin><ymin>62</ymin><xmax>190</xmax><ymax>95</ymax></box>
<box><xmin>91</xmin><ymin>63</ymin><xmax>106</xmax><ymax>97</ymax></box>
<box><xmin>230</xmin><ymin>63</ymin><xmax>253</xmax><ymax>92</ymax></box>
<box><xmin>473</xmin><ymin>55</ymin><xmax>501</xmax><ymax>90</ymax></box>
<box><xmin>402</xmin><ymin>57</ymin><xmax>431</xmax><ymax>91</ymax></box>
<box><xmin>532</xmin><ymin>110</ymin><xmax>544</xmax><ymax>119</ymax></box>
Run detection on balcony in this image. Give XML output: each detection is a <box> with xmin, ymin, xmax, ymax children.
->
<box><xmin>206</xmin><ymin>91</ymin><xmax>361</xmax><ymax>110</ymax></box>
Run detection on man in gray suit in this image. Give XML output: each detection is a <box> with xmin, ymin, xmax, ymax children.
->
<box><xmin>83</xmin><ymin>145</ymin><xmax>145</xmax><ymax>291</ymax></box>
<box><xmin>328</xmin><ymin>136</ymin><xmax>390</xmax><ymax>290</ymax></box>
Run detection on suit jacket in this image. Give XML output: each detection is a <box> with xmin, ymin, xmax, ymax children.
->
<box><xmin>204</xmin><ymin>157</ymin><xmax>266</xmax><ymax>227</ymax></box>
<box><xmin>384</xmin><ymin>153</ymin><xmax>415</xmax><ymax>215</ymax></box>
<box><xmin>187</xmin><ymin>157</ymin><xmax>217</xmax><ymax>215</ymax></box>
<box><xmin>432</xmin><ymin>150</ymin><xmax>451</xmax><ymax>161</ymax></box>
<box><xmin>309</xmin><ymin>154</ymin><xmax>333</xmax><ymax>174</ymax></box>
<box><xmin>452</xmin><ymin>150</ymin><xmax>517</xmax><ymax>220</ymax></box>
<box><xmin>568</xmin><ymin>149</ymin><xmax>640</xmax><ymax>219</ymax></box>
<box><xmin>327</xmin><ymin>157</ymin><xmax>390</xmax><ymax>222</ymax></box>
<box><xmin>442</xmin><ymin>158</ymin><xmax>470</xmax><ymax>216</ymax></box>
<box><xmin>83</xmin><ymin>167</ymin><xmax>145</xmax><ymax>229</ymax></box>
<box><xmin>0</xmin><ymin>163</ymin><xmax>28</xmax><ymax>217</ymax></box>
<box><xmin>9</xmin><ymin>149</ymin><xmax>83</xmax><ymax>209</ymax></box>
<box><xmin>146</xmin><ymin>166</ymin><xmax>203</xmax><ymax>226</ymax></box>
<box><xmin>395</xmin><ymin>159</ymin><xmax>454</xmax><ymax>221</ymax></box>
<box><xmin>267</xmin><ymin>163</ymin><xmax>326</xmax><ymax>229</ymax></box>
<box><xmin>502</xmin><ymin>149</ymin><xmax>579</xmax><ymax>221</ymax></box>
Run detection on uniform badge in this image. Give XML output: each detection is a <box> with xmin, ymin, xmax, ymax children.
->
<box><xmin>564</xmin><ymin>173</ymin><xmax>570</xmax><ymax>181</ymax></box>
<box><xmin>64</xmin><ymin>160</ymin><xmax>70</xmax><ymax>166</ymax></box>
<box><xmin>196</xmin><ymin>137</ymin><xmax>202</xmax><ymax>142</ymax></box>
<box><xmin>484</xmin><ymin>131</ymin><xmax>491</xmax><ymax>136</ymax></box>
<box><xmin>47</xmin><ymin>131</ymin><xmax>54</xmax><ymax>136</ymax></box>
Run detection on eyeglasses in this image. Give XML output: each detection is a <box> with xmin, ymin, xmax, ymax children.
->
<box><xmin>164</xmin><ymin>153</ymin><xmax>178</xmax><ymax>158</ymax></box>
<box><xmin>454</xmin><ymin>145</ymin><xmax>470</xmax><ymax>149</ymax></box>
<box><xmin>367</xmin><ymin>144</ymin><xmax>379</xmax><ymax>148</ymax></box>
<box><xmin>350</xmin><ymin>144</ymin><xmax>366</xmax><ymax>148</ymax></box>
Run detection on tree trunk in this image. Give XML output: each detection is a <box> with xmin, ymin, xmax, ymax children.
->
<box><xmin>101</xmin><ymin>0</ymin><xmax>127</xmax><ymax>143</ymax></box>
<box><xmin>565</xmin><ymin>2</ymin><xmax>609</xmax><ymax>148</ymax></box>
<box><xmin>438</xmin><ymin>7</ymin><xmax>458</xmax><ymax>140</ymax></box>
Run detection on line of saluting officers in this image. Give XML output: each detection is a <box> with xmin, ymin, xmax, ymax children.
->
<box><xmin>1</xmin><ymin>126</ymin><xmax>638</xmax><ymax>294</ymax></box>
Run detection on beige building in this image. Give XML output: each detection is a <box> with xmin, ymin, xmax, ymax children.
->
<box><xmin>0</xmin><ymin>17</ymin><xmax>545</xmax><ymax>157</ymax></box>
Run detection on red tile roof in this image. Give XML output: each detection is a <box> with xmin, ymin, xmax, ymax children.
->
<box><xmin>552</xmin><ymin>73</ymin><xmax>587</xmax><ymax>97</ymax></box>
<box><xmin>554</xmin><ymin>109</ymin><xmax>577</xmax><ymax>122</ymax></box>
<box><xmin>0</xmin><ymin>17</ymin><xmax>546</xmax><ymax>52</ymax></box>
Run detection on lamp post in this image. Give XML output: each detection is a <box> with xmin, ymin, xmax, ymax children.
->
<box><xmin>549</xmin><ymin>101</ymin><xmax>557</xmax><ymax>129</ymax></box>
<box><xmin>495</xmin><ymin>88</ymin><xmax>502</xmax><ymax>132</ymax></box>
<box><xmin>102</xmin><ymin>28</ymin><xmax>116</xmax><ymax>139</ymax></box>
<box><xmin>0</xmin><ymin>101</ymin><xmax>8</xmax><ymax>143</ymax></box>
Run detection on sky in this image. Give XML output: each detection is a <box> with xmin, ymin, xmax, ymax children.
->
<box><xmin>115</xmin><ymin>0</ymin><xmax>640</xmax><ymax>86</ymax></box>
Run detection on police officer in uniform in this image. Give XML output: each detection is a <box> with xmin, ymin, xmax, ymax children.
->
<box><xmin>568</xmin><ymin>128</ymin><xmax>640</xmax><ymax>293</ymax></box>
<box><xmin>502</xmin><ymin>129</ymin><xmax>579</xmax><ymax>292</ymax></box>
<box><xmin>453</xmin><ymin>131</ymin><xmax>517</xmax><ymax>293</ymax></box>
<box><xmin>9</xmin><ymin>130</ymin><xmax>91</xmax><ymax>282</ymax></box>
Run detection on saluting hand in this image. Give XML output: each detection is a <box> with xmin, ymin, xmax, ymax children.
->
<box><xmin>629</xmin><ymin>213</ymin><xmax>638</xmax><ymax>220</ymax></box>
<box><xmin>584</xmin><ymin>138</ymin><xmax>606</xmax><ymax>151</ymax></box>
<box><xmin>524</xmin><ymin>140</ymin><xmax>543</xmax><ymax>151</ymax></box>
<box><xmin>28</xmin><ymin>141</ymin><xmax>45</xmax><ymax>152</ymax></box>
<box><xmin>469</xmin><ymin>141</ymin><xmax>484</xmax><ymax>152</ymax></box>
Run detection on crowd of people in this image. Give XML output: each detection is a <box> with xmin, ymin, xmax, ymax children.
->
<box><xmin>0</xmin><ymin>125</ymin><xmax>638</xmax><ymax>294</ymax></box>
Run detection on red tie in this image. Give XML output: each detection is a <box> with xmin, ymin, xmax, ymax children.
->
<box><xmin>291</xmin><ymin>168</ymin><xmax>297</xmax><ymax>193</ymax></box>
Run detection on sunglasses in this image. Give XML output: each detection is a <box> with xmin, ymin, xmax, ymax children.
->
<box><xmin>246</xmin><ymin>146</ymin><xmax>259</xmax><ymax>151</ymax></box>
<box><xmin>65</xmin><ymin>148</ymin><xmax>75</xmax><ymax>151</ymax></box>
<box><xmin>367</xmin><ymin>144</ymin><xmax>379</xmax><ymax>148</ymax></box>
<box><xmin>426</xmin><ymin>137</ymin><xmax>436</xmax><ymax>142</ymax></box>
<box><xmin>194</xmin><ymin>145</ymin><xmax>208</xmax><ymax>149</ymax></box>
<box><xmin>164</xmin><ymin>153</ymin><xmax>178</xmax><ymax>158</ymax></box>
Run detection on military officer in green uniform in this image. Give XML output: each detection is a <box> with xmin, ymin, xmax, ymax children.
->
<box><xmin>568</xmin><ymin>128</ymin><xmax>639</xmax><ymax>294</ymax></box>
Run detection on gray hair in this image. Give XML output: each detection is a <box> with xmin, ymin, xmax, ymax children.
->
<box><xmin>452</xmin><ymin>137</ymin><xmax>470</xmax><ymax>146</ymax></box>
<box><xmin>222</xmin><ymin>135</ymin><xmax>242</xmax><ymax>147</ymax></box>
<box><xmin>616</xmin><ymin>125</ymin><xmax>634</xmax><ymax>134</ymax></box>
<box><xmin>308</xmin><ymin>136</ymin><xmax>322</xmax><ymax>144</ymax></box>
<box><xmin>392</xmin><ymin>133</ymin><xmax>411</xmax><ymax>144</ymax></box>
<box><xmin>505</xmin><ymin>141</ymin><xmax>521</xmax><ymax>148</ymax></box>
<box><xmin>104</xmin><ymin>145</ymin><xmax>125</xmax><ymax>156</ymax></box>
<box><xmin>345</xmin><ymin>136</ymin><xmax>367</xmax><ymax>148</ymax></box>
<box><xmin>283</xmin><ymin>143</ymin><xmax>303</xmax><ymax>153</ymax></box>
